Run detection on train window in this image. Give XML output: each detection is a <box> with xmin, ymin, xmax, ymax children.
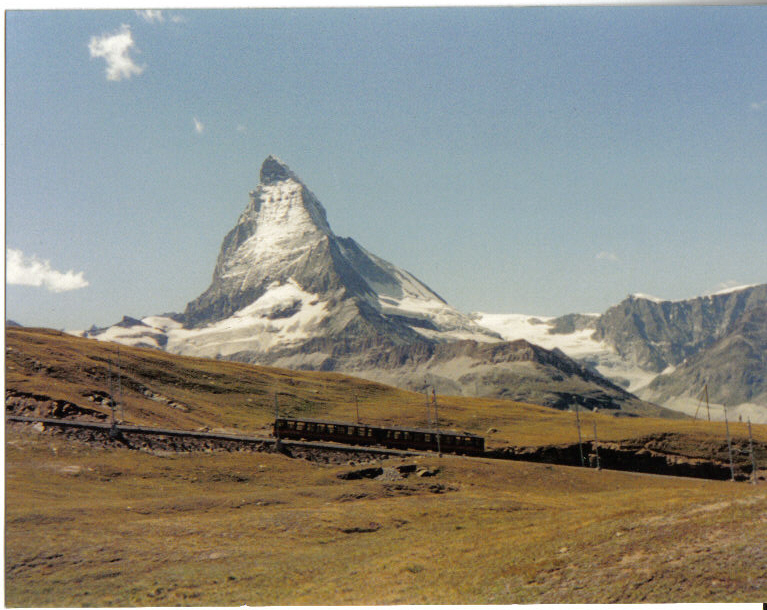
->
<box><xmin>296</xmin><ymin>422</ymin><xmax>304</xmax><ymax>430</ymax></box>
<box><xmin>367</xmin><ymin>429</ymin><xmax>373</xmax><ymax>437</ymax></box>
<box><xmin>425</xmin><ymin>434</ymin><xmax>431</xmax><ymax>442</ymax></box>
<box><xmin>393</xmin><ymin>431</ymin><xmax>401</xmax><ymax>440</ymax></box>
<box><xmin>403</xmin><ymin>432</ymin><xmax>410</xmax><ymax>440</ymax></box>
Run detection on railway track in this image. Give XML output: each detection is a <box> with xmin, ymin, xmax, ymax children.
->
<box><xmin>6</xmin><ymin>415</ymin><xmax>758</xmax><ymax>482</ymax></box>
<box><xmin>5</xmin><ymin>415</ymin><xmax>417</xmax><ymax>458</ymax></box>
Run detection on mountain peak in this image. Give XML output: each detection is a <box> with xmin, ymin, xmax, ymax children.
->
<box><xmin>260</xmin><ymin>155</ymin><xmax>298</xmax><ymax>185</ymax></box>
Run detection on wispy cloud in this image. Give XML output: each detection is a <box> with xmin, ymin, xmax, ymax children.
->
<box><xmin>6</xmin><ymin>249</ymin><xmax>89</xmax><ymax>293</ymax></box>
<box><xmin>750</xmin><ymin>100</ymin><xmax>767</xmax><ymax>112</ymax></box>
<box><xmin>88</xmin><ymin>24</ymin><xmax>144</xmax><ymax>81</ymax></box>
<box><xmin>136</xmin><ymin>10</ymin><xmax>184</xmax><ymax>25</ymax></box>
<box><xmin>193</xmin><ymin>117</ymin><xmax>205</xmax><ymax>134</ymax></box>
<box><xmin>595</xmin><ymin>251</ymin><xmax>619</xmax><ymax>262</ymax></box>
<box><xmin>136</xmin><ymin>9</ymin><xmax>165</xmax><ymax>23</ymax></box>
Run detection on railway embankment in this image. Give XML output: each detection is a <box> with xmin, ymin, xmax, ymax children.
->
<box><xmin>6</xmin><ymin>410</ymin><xmax>765</xmax><ymax>482</ymax></box>
<box><xmin>4</xmin><ymin>416</ymin><xmax>410</xmax><ymax>465</ymax></box>
<box><xmin>487</xmin><ymin>433</ymin><xmax>765</xmax><ymax>482</ymax></box>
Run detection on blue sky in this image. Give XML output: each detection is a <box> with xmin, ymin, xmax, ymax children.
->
<box><xmin>5</xmin><ymin>7</ymin><xmax>767</xmax><ymax>330</ymax></box>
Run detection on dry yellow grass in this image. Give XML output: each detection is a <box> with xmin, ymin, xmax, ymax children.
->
<box><xmin>6</xmin><ymin>326</ymin><xmax>767</xmax><ymax>604</ymax></box>
<box><xmin>7</xmin><ymin>327</ymin><xmax>767</xmax><ymax>450</ymax></box>
<box><xmin>5</xmin><ymin>423</ymin><xmax>767</xmax><ymax>606</ymax></box>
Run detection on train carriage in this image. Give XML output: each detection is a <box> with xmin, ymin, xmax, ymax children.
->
<box><xmin>273</xmin><ymin>416</ymin><xmax>484</xmax><ymax>455</ymax></box>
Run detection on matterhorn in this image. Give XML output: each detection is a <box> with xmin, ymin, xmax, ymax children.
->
<box><xmin>83</xmin><ymin>156</ymin><xmax>664</xmax><ymax>415</ymax></box>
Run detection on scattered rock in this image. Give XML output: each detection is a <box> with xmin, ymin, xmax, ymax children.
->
<box><xmin>337</xmin><ymin>467</ymin><xmax>383</xmax><ymax>480</ymax></box>
<box><xmin>416</xmin><ymin>467</ymin><xmax>440</xmax><ymax>477</ymax></box>
<box><xmin>340</xmin><ymin>522</ymin><xmax>381</xmax><ymax>534</ymax></box>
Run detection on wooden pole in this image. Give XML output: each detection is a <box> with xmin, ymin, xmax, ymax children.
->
<box><xmin>575</xmin><ymin>403</ymin><xmax>584</xmax><ymax>467</ymax></box>
<box><xmin>724</xmin><ymin>406</ymin><xmax>735</xmax><ymax>481</ymax></box>
<box><xmin>117</xmin><ymin>346</ymin><xmax>123</xmax><ymax>424</ymax></box>
<box><xmin>107</xmin><ymin>358</ymin><xmax>115</xmax><ymax>425</ymax></box>
<box><xmin>274</xmin><ymin>393</ymin><xmax>281</xmax><ymax>452</ymax></box>
<box><xmin>748</xmin><ymin>418</ymin><xmax>758</xmax><ymax>485</ymax></box>
<box><xmin>355</xmin><ymin>394</ymin><xmax>359</xmax><ymax>424</ymax></box>
<box><xmin>433</xmin><ymin>387</ymin><xmax>442</xmax><ymax>457</ymax></box>
<box><xmin>592</xmin><ymin>420</ymin><xmax>601</xmax><ymax>470</ymax></box>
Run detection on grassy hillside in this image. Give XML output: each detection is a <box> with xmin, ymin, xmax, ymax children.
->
<box><xmin>6</xmin><ymin>326</ymin><xmax>767</xmax><ymax>604</ymax></box>
<box><xmin>7</xmin><ymin>327</ymin><xmax>767</xmax><ymax>449</ymax></box>
<box><xmin>5</xmin><ymin>423</ymin><xmax>767</xmax><ymax>605</ymax></box>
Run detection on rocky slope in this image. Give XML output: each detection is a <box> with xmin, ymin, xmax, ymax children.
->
<box><xmin>594</xmin><ymin>285</ymin><xmax>767</xmax><ymax>374</ymax></box>
<box><xmin>638</xmin><ymin>303</ymin><xmax>767</xmax><ymax>418</ymax></box>
<box><xmin>475</xmin><ymin>285</ymin><xmax>767</xmax><ymax>422</ymax></box>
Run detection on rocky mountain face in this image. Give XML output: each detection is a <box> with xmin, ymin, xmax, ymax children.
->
<box><xmin>593</xmin><ymin>285</ymin><xmax>767</xmax><ymax>374</ymax></box>
<box><xmin>80</xmin><ymin>155</ymin><xmax>665</xmax><ymax>416</ymax></box>
<box><xmin>476</xmin><ymin>285</ymin><xmax>767</xmax><ymax>422</ymax></box>
<box><xmin>638</xmin><ymin>302</ymin><xmax>767</xmax><ymax>412</ymax></box>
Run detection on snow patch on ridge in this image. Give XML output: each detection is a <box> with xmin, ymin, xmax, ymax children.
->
<box><xmin>166</xmin><ymin>279</ymin><xmax>328</xmax><ymax>358</ymax></box>
<box><xmin>472</xmin><ymin>311</ymin><xmax>659</xmax><ymax>393</ymax></box>
<box><xmin>630</xmin><ymin>293</ymin><xmax>667</xmax><ymax>303</ymax></box>
<box><xmin>472</xmin><ymin>313</ymin><xmax>600</xmax><ymax>357</ymax></box>
<box><xmin>81</xmin><ymin>280</ymin><xmax>331</xmax><ymax>359</ymax></box>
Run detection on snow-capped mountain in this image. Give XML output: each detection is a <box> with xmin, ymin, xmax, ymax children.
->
<box><xmin>79</xmin><ymin>155</ymin><xmax>661</xmax><ymax>416</ymax></box>
<box><xmin>474</xmin><ymin>284</ymin><xmax>767</xmax><ymax>422</ymax></box>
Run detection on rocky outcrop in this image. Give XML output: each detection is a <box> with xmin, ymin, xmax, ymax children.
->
<box><xmin>641</xmin><ymin>303</ymin><xmax>767</xmax><ymax>407</ymax></box>
<box><xmin>594</xmin><ymin>285</ymin><xmax>767</xmax><ymax>373</ymax></box>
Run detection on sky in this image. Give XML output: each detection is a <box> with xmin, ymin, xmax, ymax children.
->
<box><xmin>5</xmin><ymin>6</ymin><xmax>767</xmax><ymax>330</ymax></box>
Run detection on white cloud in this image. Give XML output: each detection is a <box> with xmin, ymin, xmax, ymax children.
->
<box><xmin>6</xmin><ymin>249</ymin><xmax>89</xmax><ymax>293</ymax></box>
<box><xmin>88</xmin><ymin>24</ymin><xmax>144</xmax><ymax>81</ymax></box>
<box><xmin>595</xmin><ymin>251</ymin><xmax>619</xmax><ymax>262</ymax></box>
<box><xmin>136</xmin><ymin>9</ymin><xmax>165</xmax><ymax>23</ymax></box>
<box><xmin>193</xmin><ymin>117</ymin><xmax>205</xmax><ymax>134</ymax></box>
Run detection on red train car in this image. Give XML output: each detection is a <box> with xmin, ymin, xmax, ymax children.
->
<box><xmin>274</xmin><ymin>417</ymin><xmax>485</xmax><ymax>455</ymax></box>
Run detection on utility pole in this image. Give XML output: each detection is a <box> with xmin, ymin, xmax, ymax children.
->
<box><xmin>274</xmin><ymin>393</ymin><xmax>281</xmax><ymax>453</ymax></box>
<box><xmin>694</xmin><ymin>383</ymin><xmax>711</xmax><ymax>422</ymax></box>
<box><xmin>107</xmin><ymin>358</ymin><xmax>115</xmax><ymax>425</ymax></box>
<box><xmin>432</xmin><ymin>387</ymin><xmax>442</xmax><ymax>457</ymax></box>
<box><xmin>117</xmin><ymin>346</ymin><xmax>123</xmax><ymax>424</ymax></box>
<box><xmin>355</xmin><ymin>394</ymin><xmax>360</xmax><ymax>424</ymax></box>
<box><xmin>724</xmin><ymin>406</ymin><xmax>735</xmax><ymax>482</ymax></box>
<box><xmin>575</xmin><ymin>402</ymin><xmax>584</xmax><ymax>467</ymax></box>
<box><xmin>592</xmin><ymin>420</ymin><xmax>601</xmax><ymax>470</ymax></box>
<box><xmin>748</xmin><ymin>418</ymin><xmax>758</xmax><ymax>485</ymax></box>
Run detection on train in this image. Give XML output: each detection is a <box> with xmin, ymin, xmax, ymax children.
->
<box><xmin>273</xmin><ymin>416</ymin><xmax>485</xmax><ymax>455</ymax></box>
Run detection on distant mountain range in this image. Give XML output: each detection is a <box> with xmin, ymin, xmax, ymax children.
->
<box><xmin>73</xmin><ymin>156</ymin><xmax>765</xmax><ymax>421</ymax></box>
<box><xmin>475</xmin><ymin>285</ymin><xmax>767</xmax><ymax>422</ymax></box>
